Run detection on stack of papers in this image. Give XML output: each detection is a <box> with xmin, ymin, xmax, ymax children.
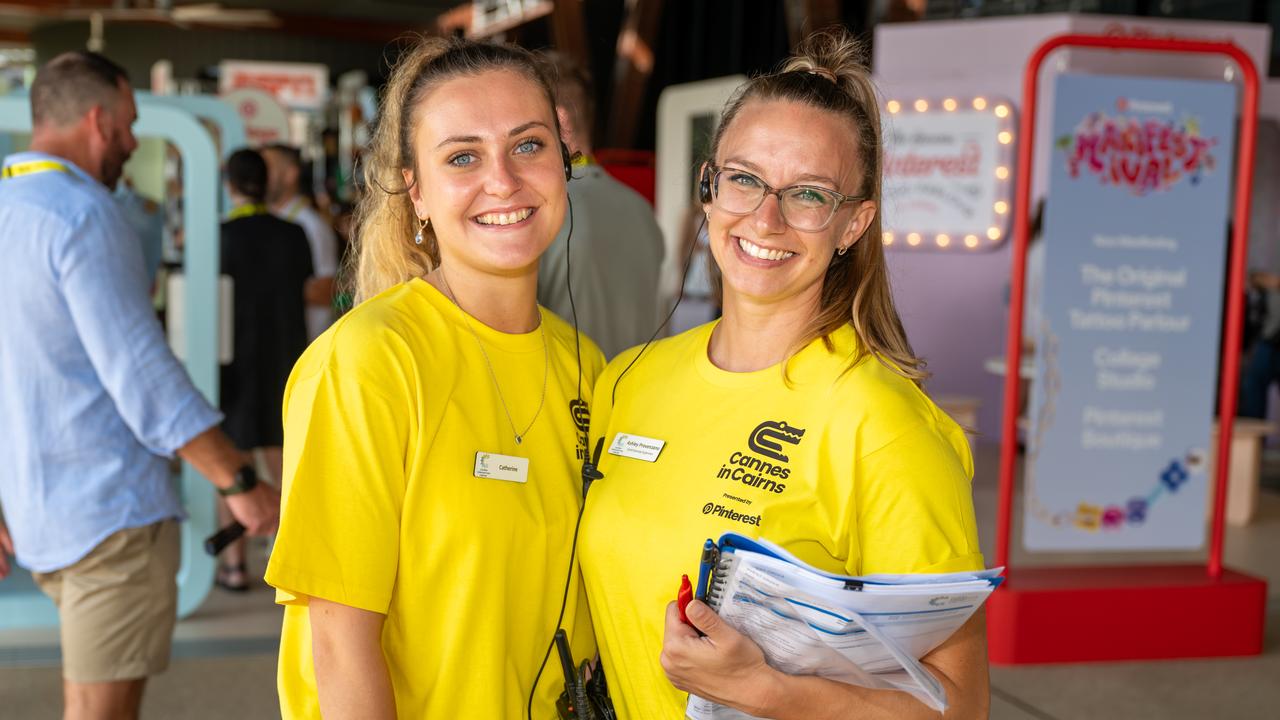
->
<box><xmin>687</xmin><ymin>533</ymin><xmax>1002</xmax><ymax>718</ymax></box>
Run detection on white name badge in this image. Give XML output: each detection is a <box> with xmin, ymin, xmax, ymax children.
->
<box><xmin>607</xmin><ymin>432</ymin><xmax>666</xmax><ymax>462</ymax></box>
<box><xmin>474</xmin><ymin>452</ymin><xmax>530</xmax><ymax>483</ymax></box>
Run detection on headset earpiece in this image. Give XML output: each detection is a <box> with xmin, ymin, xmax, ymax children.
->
<box><xmin>698</xmin><ymin>165</ymin><xmax>713</xmax><ymax>204</ymax></box>
<box><xmin>561</xmin><ymin>142</ymin><xmax>573</xmax><ymax>182</ymax></box>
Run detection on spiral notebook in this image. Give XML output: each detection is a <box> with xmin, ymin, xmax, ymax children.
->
<box><xmin>687</xmin><ymin>533</ymin><xmax>1002</xmax><ymax>719</ymax></box>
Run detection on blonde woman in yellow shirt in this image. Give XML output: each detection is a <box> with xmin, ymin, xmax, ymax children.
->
<box><xmin>580</xmin><ymin>30</ymin><xmax>990</xmax><ymax>719</ymax></box>
<box><xmin>264</xmin><ymin>38</ymin><xmax>603</xmax><ymax>719</ymax></box>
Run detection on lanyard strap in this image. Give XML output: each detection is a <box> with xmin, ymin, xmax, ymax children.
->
<box><xmin>1</xmin><ymin>160</ymin><xmax>73</xmax><ymax>180</ymax></box>
<box><xmin>283</xmin><ymin>198</ymin><xmax>305</xmax><ymax>222</ymax></box>
<box><xmin>227</xmin><ymin>203</ymin><xmax>268</xmax><ymax>221</ymax></box>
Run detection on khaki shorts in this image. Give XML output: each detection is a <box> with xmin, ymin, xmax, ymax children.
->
<box><xmin>33</xmin><ymin>519</ymin><xmax>180</xmax><ymax>683</ymax></box>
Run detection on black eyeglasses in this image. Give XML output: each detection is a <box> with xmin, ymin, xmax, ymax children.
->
<box><xmin>707</xmin><ymin>165</ymin><xmax>864</xmax><ymax>232</ymax></box>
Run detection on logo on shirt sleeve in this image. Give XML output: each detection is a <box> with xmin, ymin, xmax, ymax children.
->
<box><xmin>747</xmin><ymin>420</ymin><xmax>806</xmax><ymax>463</ymax></box>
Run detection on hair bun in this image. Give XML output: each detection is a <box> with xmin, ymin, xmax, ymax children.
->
<box><xmin>805</xmin><ymin>67</ymin><xmax>838</xmax><ymax>84</ymax></box>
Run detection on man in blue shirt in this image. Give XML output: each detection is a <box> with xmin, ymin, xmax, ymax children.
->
<box><xmin>0</xmin><ymin>51</ymin><xmax>279</xmax><ymax>719</ymax></box>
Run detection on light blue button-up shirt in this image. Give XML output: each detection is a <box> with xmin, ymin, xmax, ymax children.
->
<box><xmin>0</xmin><ymin>151</ymin><xmax>222</xmax><ymax>573</ymax></box>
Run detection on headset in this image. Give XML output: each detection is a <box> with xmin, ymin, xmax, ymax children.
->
<box><xmin>561</xmin><ymin>141</ymin><xmax>574</xmax><ymax>183</ymax></box>
<box><xmin>527</xmin><ymin>157</ymin><xmax>708</xmax><ymax>719</ymax></box>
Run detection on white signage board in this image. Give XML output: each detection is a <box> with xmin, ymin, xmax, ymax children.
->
<box><xmin>220</xmin><ymin>87</ymin><xmax>290</xmax><ymax>147</ymax></box>
<box><xmin>219</xmin><ymin>60</ymin><xmax>329</xmax><ymax>111</ymax></box>
<box><xmin>882</xmin><ymin>101</ymin><xmax>1014</xmax><ymax>251</ymax></box>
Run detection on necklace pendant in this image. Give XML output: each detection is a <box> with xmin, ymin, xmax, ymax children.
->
<box><xmin>515</xmin><ymin>435</ymin><xmax>522</xmax><ymax>445</ymax></box>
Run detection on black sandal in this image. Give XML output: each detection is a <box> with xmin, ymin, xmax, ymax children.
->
<box><xmin>215</xmin><ymin>562</ymin><xmax>250</xmax><ymax>593</ymax></box>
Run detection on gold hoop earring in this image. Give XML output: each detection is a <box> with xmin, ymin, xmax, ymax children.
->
<box><xmin>414</xmin><ymin>217</ymin><xmax>429</xmax><ymax>246</ymax></box>
<box><xmin>837</xmin><ymin>245</ymin><xmax>849</xmax><ymax>256</ymax></box>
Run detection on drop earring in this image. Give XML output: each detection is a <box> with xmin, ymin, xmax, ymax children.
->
<box><xmin>414</xmin><ymin>217</ymin><xmax>429</xmax><ymax>245</ymax></box>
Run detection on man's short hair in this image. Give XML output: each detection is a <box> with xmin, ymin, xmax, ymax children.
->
<box><xmin>226</xmin><ymin>148</ymin><xmax>268</xmax><ymax>204</ymax></box>
<box><xmin>539</xmin><ymin>50</ymin><xmax>594</xmax><ymax>142</ymax></box>
<box><xmin>30</xmin><ymin>52</ymin><xmax>130</xmax><ymax>128</ymax></box>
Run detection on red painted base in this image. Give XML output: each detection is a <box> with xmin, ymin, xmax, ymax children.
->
<box><xmin>987</xmin><ymin>564</ymin><xmax>1267</xmax><ymax>665</ymax></box>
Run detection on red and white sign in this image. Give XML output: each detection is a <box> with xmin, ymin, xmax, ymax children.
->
<box><xmin>221</xmin><ymin>87</ymin><xmax>291</xmax><ymax>146</ymax></box>
<box><xmin>219</xmin><ymin>60</ymin><xmax>329</xmax><ymax>111</ymax></box>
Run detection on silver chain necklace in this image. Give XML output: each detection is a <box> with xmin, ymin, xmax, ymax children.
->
<box><xmin>438</xmin><ymin>269</ymin><xmax>549</xmax><ymax>446</ymax></box>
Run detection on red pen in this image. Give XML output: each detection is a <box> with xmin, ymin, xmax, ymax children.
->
<box><xmin>677</xmin><ymin>574</ymin><xmax>694</xmax><ymax>625</ymax></box>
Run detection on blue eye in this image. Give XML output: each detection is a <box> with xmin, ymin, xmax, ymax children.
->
<box><xmin>789</xmin><ymin>187</ymin><xmax>833</xmax><ymax>207</ymax></box>
<box><xmin>515</xmin><ymin>138</ymin><xmax>544</xmax><ymax>154</ymax></box>
<box><xmin>727</xmin><ymin>172</ymin><xmax>762</xmax><ymax>188</ymax></box>
<box><xmin>448</xmin><ymin>152</ymin><xmax>476</xmax><ymax>167</ymax></box>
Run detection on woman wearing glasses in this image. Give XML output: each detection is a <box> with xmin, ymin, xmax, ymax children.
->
<box><xmin>579</xmin><ymin>30</ymin><xmax>989</xmax><ymax>719</ymax></box>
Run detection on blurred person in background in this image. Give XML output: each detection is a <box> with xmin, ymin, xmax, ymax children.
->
<box><xmin>536</xmin><ymin>50</ymin><xmax>665</xmax><ymax>359</ymax></box>
<box><xmin>263</xmin><ymin>143</ymin><xmax>339</xmax><ymax>341</ymax></box>
<box><xmin>0</xmin><ymin>51</ymin><xmax>278</xmax><ymax>720</ymax></box>
<box><xmin>214</xmin><ymin>148</ymin><xmax>313</xmax><ymax>592</ymax></box>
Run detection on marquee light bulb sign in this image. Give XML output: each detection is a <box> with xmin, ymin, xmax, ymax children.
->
<box><xmin>881</xmin><ymin>96</ymin><xmax>1017</xmax><ymax>251</ymax></box>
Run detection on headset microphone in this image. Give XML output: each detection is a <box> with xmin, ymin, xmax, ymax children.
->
<box><xmin>581</xmin><ymin>437</ymin><xmax>605</xmax><ymax>497</ymax></box>
<box><xmin>698</xmin><ymin>164</ymin><xmax>712</xmax><ymax>204</ymax></box>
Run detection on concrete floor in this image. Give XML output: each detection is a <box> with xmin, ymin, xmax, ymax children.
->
<box><xmin>1</xmin><ymin>443</ymin><xmax>1277</xmax><ymax>719</ymax></box>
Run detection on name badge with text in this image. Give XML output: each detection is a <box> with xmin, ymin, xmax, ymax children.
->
<box><xmin>474</xmin><ymin>452</ymin><xmax>530</xmax><ymax>483</ymax></box>
<box><xmin>607</xmin><ymin>433</ymin><xmax>666</xmax><ymax>462</ymax></box>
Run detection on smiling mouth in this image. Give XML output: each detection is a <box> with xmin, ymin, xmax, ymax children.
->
<box><xmin>474</xmin><ymin>208</ymin><xmax>535</xmax><ymax>226</ymax></box>
<box><xmin>737</xmin><ymin>237</ymin><xmax>795</xmax><ymax>261</ymax></box>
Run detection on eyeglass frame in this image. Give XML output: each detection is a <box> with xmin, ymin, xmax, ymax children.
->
<box><xmin>704</xmin><ymin>164</ymin><xmax>867</xmax><ymax>232</ymax></box>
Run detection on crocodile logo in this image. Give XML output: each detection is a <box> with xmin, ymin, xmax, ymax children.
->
<box><xmin>569</xmin><ymin>399</ymin><xmax>590</xmax><ymax>434</ymax></box>
<box><xmin>747</xmin><ymin>420</ymin><xmax>806</xmax><ymax>463</ymax></box>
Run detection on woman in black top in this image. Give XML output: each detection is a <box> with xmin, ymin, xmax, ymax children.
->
<box><xmin>217</xmin><ymin>148</ymin><xmax>313</xmax><ymax>590</ymax></box>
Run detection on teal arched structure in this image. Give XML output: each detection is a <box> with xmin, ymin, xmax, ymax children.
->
<box><xmin>0</xmin><ymin>93</ymin><xmax>245</xmax><ymax>628</ymax></box>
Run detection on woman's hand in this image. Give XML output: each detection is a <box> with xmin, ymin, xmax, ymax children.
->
<box><xmin>660</xmin><ymin>598</ymin><xmax>781</xmax><ymax>715</ymax></box>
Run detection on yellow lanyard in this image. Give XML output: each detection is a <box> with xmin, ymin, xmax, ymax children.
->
<box><xmin>1</xmin><ymin>160</ymin><xmax>73</xmax><ymax>180</ymax></box>
<box><xmin>227</xmin><ymin>203</ymin><xmax>268</xmax><ymax>221</ymax></box>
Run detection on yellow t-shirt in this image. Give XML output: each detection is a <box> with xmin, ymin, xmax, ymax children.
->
<box><xmin>579</xmin><ymin>321</ymin><xmax>984</xmax><ymax>720</ymax></box>
<box><xmin>264</xmin><ymin>278</ymin><xmax>605</xmax><ymax>719</ymax></box>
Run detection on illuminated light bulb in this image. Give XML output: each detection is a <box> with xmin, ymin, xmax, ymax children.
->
<box><xmin>907</xmin><ymin>233</ymin><xmax>922</xmax><ymax>246</ymax></box>
<box><xmin>936</xmin><ymin>234</ymin><xmax>951</xmax><ymax>248</ymax></box>
<box><xmin>994</xmin><ymin>201</ymin><xmax>1009</xmax><ymax>215</ymax></box>
<box><xmin>942</xmin><ymin>98</ymin><xmax>958</xmax><ymax>111</ymax></box>
<box><xmin>886</xmin><ymin>100</ymin><xmax>901</xmax><ymax>114</ymax></box>
<box><xmin>882</xmin><ymin>232</ymin><xmax>894</xmax><ymax>245</ymax></box>
<box><xmin>964</xmin><ymin>235</ymin><xmax>979</xmax><ymax>248</ymax></box>
<box><xmin>987</xmin><ymin>226</ymin><xmax>1002</xmax><ymax>241</ymax></box>
<box><xmin>995</xmin><ymin>104</ymin><xmax>1010</xmax><ymax>118</ymax></box>
<box><xmin>998</xmin><ymin>131</ymin><xmax>1013</xmax><ymax>145</ymax></box>
<box><xmin>973</xmin><ymin>97</ymin><xmax>988</xmax><ymax>110</ymax></box>
<box><xmin>996</xmin><ymin>166</ymin><xmax>1010</xmax><ymax>180</ymax></box>
<box><xmin>914</xmin><ymin>99</ymin><xmax>929</xmax><ymax>112</ymax></box>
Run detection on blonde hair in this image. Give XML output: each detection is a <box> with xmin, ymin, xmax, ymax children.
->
<box><xmin>349</xmin><ymin>37</ymin><xmax>559</xmax><ymax>304</ymax></box>
<box><xmin>709</xmin><ymin>29</ymin><xmax>926</xmax><ymax>385</ymax></box>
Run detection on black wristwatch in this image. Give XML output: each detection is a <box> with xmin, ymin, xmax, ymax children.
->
<box><xmin>218</xmin><ymin>464</ymin><xmax>259</xmax><ymax>497</ymax></box>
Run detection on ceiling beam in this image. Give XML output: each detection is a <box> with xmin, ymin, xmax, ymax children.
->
<box><xmin>606</xmin><ymin>0</ymin><xmax>664</xmax><ymax>148</ymax></box>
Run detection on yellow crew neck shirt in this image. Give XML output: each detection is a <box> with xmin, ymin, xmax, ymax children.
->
<box><xmin>265</xmin><ymin>277</ymin><xmax>605</xmax><ymax>718</ymax></box>
<box><xmin>579</xmin><ymin>321</ymin><xmax>984</xmax><ymax>719</ymax></box>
